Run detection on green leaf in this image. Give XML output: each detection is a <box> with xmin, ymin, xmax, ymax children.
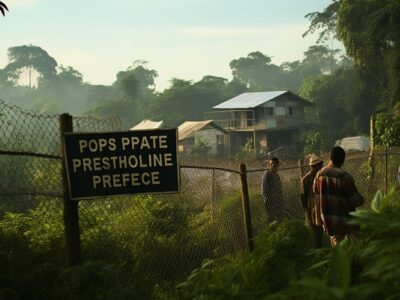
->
<box><xmin>329</xmin><ymin>244</ymin><xmax>350</xmax><ymax>290</ymax></box>
<box><xmin>371</xmin><ymin>191</ymin><xmax>383</xmax><ymax>212</ymax></box>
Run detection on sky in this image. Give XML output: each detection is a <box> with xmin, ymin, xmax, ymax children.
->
<box><xmin>1</xmin><ymin>0</ymin><xmax>336</xmax><ymax>91</ymax></box>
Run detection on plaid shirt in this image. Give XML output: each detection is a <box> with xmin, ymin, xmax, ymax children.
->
<box><xmin>313</xmin><ymin>163</ymin><xmax>364</xmax><ymax>236</ymax></box>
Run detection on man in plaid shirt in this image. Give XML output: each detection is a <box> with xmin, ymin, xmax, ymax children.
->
<box><xmin>313</xmin><ymin>146</ymin><xmax>364</xmax><ymax>246</ymax></box>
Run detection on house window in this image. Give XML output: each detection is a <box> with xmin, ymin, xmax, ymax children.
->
<box><xmin>246</xmin><ymin>111</ymin><xmax>254</xmax><ymax>126</ymax></box>
<box><xmin>289</xmin><ymin>107</ymin><xmax>293</xmax><ymax>116</ymax></box>
<box><xmin>276</xmin><ymin>107</ymin><xmax>286</xmax><ymax>116</ymax></box>
<box><xmin>266</xmin><ymin>107</ymin><xmax>274</xmax><ymax>116</ymax></box>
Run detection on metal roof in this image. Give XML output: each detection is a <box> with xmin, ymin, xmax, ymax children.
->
<box><xmin>213</xmin><ymin>91</ymin><xmax>313</xmax><ymax>109</ymax></box>
<box><xmin>335</xmin><ymin>136</ymin><xmax>370</xmax><ymax>152</ymax></box>
<box><xmin>130</xmin><ymin>119</ymin><xmax>163</xmax><ymax>130</ymax></box>
<box><xmin>178</xmin><ymin>120</ymin><xmax>223</xmax><ymax>141</ymax></box>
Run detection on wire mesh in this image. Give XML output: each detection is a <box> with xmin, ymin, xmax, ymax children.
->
<box><xmin>0</xmin><ymin>99</ymin><xmax>60</xmax><ymax>156</ymax></box>
<box><xmin>0</xmin><ymin>100</ymin><xmax>248</xmax><ymax>284</ymax></box>
<box><xmin>73</xmin><ymin>166</ymin><xmax>246</xmax><ymax>282</ymax></box>
<box><xmin>247</xmin><ymin>163</ymin><xmax>304</xmax><ymax>236</ymax></box>
<box><xmin>0</xmin><ymin>100</ymin><xmax>63</xmax><ymax>216</ymax></box>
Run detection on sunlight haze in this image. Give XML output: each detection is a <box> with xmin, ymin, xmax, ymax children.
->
<box><xmin>1</xmin><ymin>0</ymin><xmax>334</xmax><ymax>91</ymax></box>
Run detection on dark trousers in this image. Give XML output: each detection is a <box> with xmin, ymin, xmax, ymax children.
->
<box><xmin>311</xmin><ymin>225</ymin><xmax>323</xmax><ymax>248</ymax></box>
<box><xmin>264</xmin><ymin>200</ymin><xmax>284</xmax><ymax>222</ymax></box>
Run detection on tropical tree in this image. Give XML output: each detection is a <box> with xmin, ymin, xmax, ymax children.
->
<box><xmin>229</xmin><ymin>51</ymin><xmax>284</xmax><ymax>91</ymax></box>
<box><xmin>146</xmin><ymin>75</ymin><xmax>244</xmax><ymax>126</ymax></box>
<box><xmin>114</xmin><ymin>60</ymin><xmax>158</xmax><ymax>101</ymax></box>
<box><xmin>3</xmin><ymin>45</ymin><xmax>58</xmax><ymax>88</ymax></box>
<box><xmin>303</xmin><ymin>0</ymin><xmax>339</xmax><ymax>44</ymax></box>
<box><xmin>89</xmin><ymin>61</ymin><xmax>157</xmax><ymax>125</ymax></box>
<box><xmin>0</xmin><ymin>1</ymin><xmax>9</xmax><ymax>17</ymax></box>
<box><xmin>337</xmin><ymin>0</ymin><xmax>400</xmax><ymax>107</ymax></box>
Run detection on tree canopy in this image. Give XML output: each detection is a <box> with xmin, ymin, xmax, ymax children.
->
<box><xmin>4</xmin><ymin>45</ymin><xmax>58</xmax><ymax>87</ymax></box>
<box><xmin>338</xmin><ymin>0</ymin><xmax>400</xmax><ymax>107</ymax></box>
<box><xmin>3</xmin><ymin>1</ymin><xmax>399</xmax><ymax>152</ymax></box>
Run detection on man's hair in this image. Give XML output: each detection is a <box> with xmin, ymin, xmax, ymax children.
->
<box><xmin>270</xmin><ymin>157</ymin><xmax>279</xmax><ymax>164</ymax></box>
<box><xmin>330</xmin><ymin>146</ymin><xmax>345</xmax><ymax>167</ymax></box>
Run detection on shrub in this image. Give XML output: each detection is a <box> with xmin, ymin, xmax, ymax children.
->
<box><xmin>177</xmin><ymin>219</ymin><xmax>313</xmax><ymax>299</ymax></box>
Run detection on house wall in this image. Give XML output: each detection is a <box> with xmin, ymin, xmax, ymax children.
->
<box><xmin>180</xmin><ymin>137</ymin><xmax>195</xmax><ymax>152</ymax></box>
<box><xmin>227</xmin><ymin>129</ymin><xmax>301</xmax><ymax>157</ymax></box>
<box><xmin>229</xmin><ymin>95</ymin><xmax>306</xmax><ymax>131</ymax></box>
<box><xmin>256</xmin><ymin>97</ymin><xmax>305</xmax><ymax>130</ymax></box>
<box><xmin>195</xmin><ymin>128</ymin><xmax>225</xmax><ymax>155</ymax></box>
<box><xmin>179</xmin><ymin>126</ymin><xmax>226</xmax><ymax>156</ymax></box>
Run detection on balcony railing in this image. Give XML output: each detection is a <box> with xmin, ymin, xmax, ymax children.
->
<box><xmin>204</xmin><ymin>110</ymin><xmax>304</xmax><ymax>130</ymax></box>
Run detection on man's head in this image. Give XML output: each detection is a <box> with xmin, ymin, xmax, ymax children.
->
<box><xmin>309</xmin><ymin>154</ymin><xmax>323</xmax><ymax>171</ymax></box>
<box><xmin>269</xmin><ymin>157</ymin><xmax>279</xmax><ymax>171</ymax></box>
<box><xmin>330</xmin><ymin>146</ymin><xmax>346</xmax><ymax>167</ymax></box>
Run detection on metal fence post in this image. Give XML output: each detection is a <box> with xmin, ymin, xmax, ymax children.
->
<box><xmin>239</xmin><ymin>163</ymin><xmax>254</xmax><ymax>252</ymax></box>
<box><xmin>60</xmin><ymin>113</ymin><xmax>81</xmax><ymax>266</ymax></box>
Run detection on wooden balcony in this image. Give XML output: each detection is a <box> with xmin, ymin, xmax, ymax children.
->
<box><xmin>204</xmin><ymin>110</ymin><xmax>305</xmax><ymax>131</ymax></box>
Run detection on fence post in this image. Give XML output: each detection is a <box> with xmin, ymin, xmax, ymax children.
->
<box><xmin>385</xmin><ymin>146</ymin><xmax>388</xmax><ymax>195</ymax></box>
<box><xmin>211</xmin><ymin>169</ymin><xmax>216</xmax><ymax>220</ymax></box>
<box><xmin>239</xmin><ymin>163</ymin><xmax>254</xmax><ymax>252</ymax></box>
<box><xmin>368</xmin><ymin>115</ymin><xmax>375</xmax><ymax>181</ymax></box>
<box><xmin>60</xmin><ymin>113</ymin><xmax>81</xmax><ymax>266</ymax></box>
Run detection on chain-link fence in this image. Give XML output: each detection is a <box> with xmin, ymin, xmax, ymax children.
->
<box><xmin>0</xmin><ymin>99</ymin><xmax>248</xmax><ymax>283</ymax></box>
<box><xmin>1</xmin><ymin>98</ymin><xmax>400</xmax><ymax>284</ymax></box>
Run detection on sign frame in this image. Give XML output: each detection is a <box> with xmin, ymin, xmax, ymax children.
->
<box><xmin>63</xmin><ymin>128</ymin><xmax>180</xmax><ymax>200</ymax></box>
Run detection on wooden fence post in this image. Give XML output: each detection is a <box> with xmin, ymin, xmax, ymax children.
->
<box><xmin>239</xmin><ymin>163</ymin><xmax>254</xmax><ymax>252</ymax></box>
<box><xmin>368</xmin><ymin>115</ymin><xmax>375</xmax><ymax>181</ymax></box>
<box><xmin>60</xmin><ymin>113</ymin><xmax>81</xmax><ymax>266</ymax></box>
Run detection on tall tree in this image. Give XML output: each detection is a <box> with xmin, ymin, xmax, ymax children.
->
<box><xmin>337</xmin><ymin>0</ymin><xmax>400</xmax><ymax>107</ymax></box>
<box><xmin>303</xmin><ymin>0</ymin><xmax>340</xmax><ymax>44</ymax></box>
<box><xmin>147</xmin><ymin>76</ymin><xmax>242</xmax><ymax>126</ymax></box>
<box><xmin>90</xmin><ymin>62</ymin><xmax>158</xmax><ymax>125</ymax></box>
<box><xmin>301</xmin><ymin>45</ymin><xmax>341</xmax><ymax>76</ymax></box>
<box><xmin>3</xmin><ymin>45</ymin><xmax>58</xmax><ymax>88</ymax></box>
<box><xmin>229</xmin><ymin>51</ymin><xmax>284</xmax><ymax>90</ymax></box>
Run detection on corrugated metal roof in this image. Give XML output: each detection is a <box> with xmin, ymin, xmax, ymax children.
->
<box><xmin>130</xmin><ymin>119</ymin><xmax>163</xmax><ymax>130</ymax></box>
<box><xmin>213</xmin><ymin>91</ymin><xmax>314</xmax><ymax>109</ymax></box>
<box><xmin>335</xmin><ymin>136</ymin><xmax>370</xmax><ymax>152</ymax></box>
<box><xmin>213</xmin><ymin>91</ymin><xmax>287</xmax><ymax>109</ymax></box>
<box><xmin>178</xmin><ymin>120</ymin><xmax>222</xmax><ymax>141</ymax></box>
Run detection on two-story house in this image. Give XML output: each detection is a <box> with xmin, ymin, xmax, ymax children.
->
<box><xmin>205</xmin><ymin>91</ymin><xmax>315</xmax><ymax>157</ymax></box>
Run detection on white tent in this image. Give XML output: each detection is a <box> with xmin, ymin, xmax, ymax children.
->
<box><xmin>335</xmin><ymin>136</ymin><xmax>370</xmax><ymax>152</ymax></box>
<box><xmin>130</xmin><ymin>119</ymin><xmax>163</xmax><ymax>130</ymax></box>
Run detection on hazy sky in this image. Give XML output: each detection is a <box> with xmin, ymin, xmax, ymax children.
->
<box><xmin>1</xmin><ymin>0</ymin><xmax>335</xmax><ymax>91</ymax></box>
